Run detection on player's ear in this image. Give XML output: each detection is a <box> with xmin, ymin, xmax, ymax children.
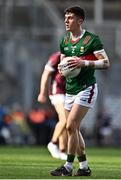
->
<box><xmin>78</xmin><ymin>18</ymin><xmax>83</xmax><ymax>25</ymax></box>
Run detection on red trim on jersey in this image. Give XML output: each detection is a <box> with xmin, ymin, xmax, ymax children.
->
<box><xmin>82</xmin><ymin>35</ymin><xmax>91</xmax><ymax>45</ymax></box>
<box><xmin>81</xmin><ymin>54</ymin><xmax>98</xmax><ymax>61</ymax></box>
<box><xmin>70</xmin><ymin>37</ymin><xmax>81</xmax><ymax>44</ymax></box>
<box><xmin>88</xmin><ymin>84</ymin><xmax>95</xmax><ymax>103</ymax></box>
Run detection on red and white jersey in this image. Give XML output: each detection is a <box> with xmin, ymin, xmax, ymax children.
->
<box><xmin>45</xmin><ymin>52</ymin><xmax>65</xmax><ymax>95</ymax></box>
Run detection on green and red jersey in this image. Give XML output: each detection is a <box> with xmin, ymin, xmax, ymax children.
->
<box><xmin>60</xmin><ymin>30</ymin><xmax>103</xmax><ymax>95</ymax></box>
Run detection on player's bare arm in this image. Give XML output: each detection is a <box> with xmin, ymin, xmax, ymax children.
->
<box><xmin>37</xmin><ymin>69</ymin><xmax>51</xmax><ymax>103</ymax></box>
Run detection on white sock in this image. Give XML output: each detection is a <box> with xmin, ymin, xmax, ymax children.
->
<box><xmin>64</xmin><ymin>162</ymin><xmax>73</xmax><ymax>171</ymax></box>
<box><xmin>79</xmin><ymin>160</ymin><xmax>88</xmax><ymax>169</ymax></box>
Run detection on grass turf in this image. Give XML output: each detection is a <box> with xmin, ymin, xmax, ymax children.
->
<box><xmin>0</xmin><ymin>146</ymin><xmax>120</xmax><ymax>179</ymax></box>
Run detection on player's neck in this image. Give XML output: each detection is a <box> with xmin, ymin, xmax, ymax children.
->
<box><xmin>70</xmin><ymin>29</ymin><xmax>84</xmax><ymax>40</ymax></box>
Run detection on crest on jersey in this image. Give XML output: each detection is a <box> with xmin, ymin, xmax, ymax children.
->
<box><xmin>80</xmin><ymin>46</ymin><xmax>84</xmax><ymax>52</ymax></box>
<box><xmin>83</xmin><ymin>35</ymin><xmax>91</xmax><ymax>45</ymax></box>
<box><xmin>64</xmin><ymin>36</ymin><xmax>69</xmax><ymax>44</ymax></box>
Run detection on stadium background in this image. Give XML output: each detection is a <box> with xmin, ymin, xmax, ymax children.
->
<box><xmin>0</xmin><ymin>0</ymin><xmax>121</xmax><ymax>147</ymax></box>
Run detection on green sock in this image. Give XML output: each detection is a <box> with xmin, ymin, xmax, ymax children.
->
<box><xmin>77</xmin><ymin>153</ymin><xmax>86</xmax><ymax>162</ymax></box>
<box><xmin>67</xmin><ymin>154</ymin><xmax>75</xmax><ymax>162</ymax></box>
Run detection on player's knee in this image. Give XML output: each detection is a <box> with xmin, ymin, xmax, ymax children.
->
<box><xmin>66</xmin><ymin>123</ymin><xmax>76</xmax><ymax>135</ymax></box>
<box><xmin>62</xmin><ymin>119</ymin><xmax>67</xmax><ymax>126</ymax></box>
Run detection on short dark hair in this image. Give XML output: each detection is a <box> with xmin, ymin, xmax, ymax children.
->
<box><xmin>64</xmin><ymin>6</ymin><xmax>85</xmax><ymax>21</ymax></box>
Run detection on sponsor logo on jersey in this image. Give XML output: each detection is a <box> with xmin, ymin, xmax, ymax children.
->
<box><xmin>64</xmin><ymin>47</ymin><xmax>69</xmax><ymax>51</ymax></box>
<box><xmin>83</xmin><ymin>35</ymin><xmax>91</xmax><ymax>45</ymax></box>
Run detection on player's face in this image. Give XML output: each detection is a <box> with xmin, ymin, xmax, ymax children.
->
<box><xmin>64</xmin><ymin>13</ymin><xmax>82</xmax><ymax>32</ymax></box>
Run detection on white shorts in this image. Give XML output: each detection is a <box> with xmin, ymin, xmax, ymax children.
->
<box><xmin>49</xmin><ymin>94</ymin><xmax>65</xmax><ymax>105</ymax></box>
<box><xmin>64</xmin><ymin>84</ymin><xmax>98</xmax><ymax>111</ymax></box>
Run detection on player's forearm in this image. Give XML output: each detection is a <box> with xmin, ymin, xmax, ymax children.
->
<box><xmin>79</xmin><ymin>49</ymin><xmax>110</xmax><ymax>69</ymax></box>
<box><xmin>82</xmin><ymin>58</ymin><xmax>110</xmax><ymax>69</ymax></box>
<box><xmin>39</xmin><ymin>82</ymin><xmax>47</xmax><ymax>96</ymax></box>
<box><xmin>39</xmin><ymin>71</ymin><xmax>49</xmax><ymax>95</ymax></box>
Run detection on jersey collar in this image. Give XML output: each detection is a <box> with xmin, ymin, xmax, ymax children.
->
<box><xmin>70</xmin><ymin>29</ymin><xmax>86</xmax><ymax>44</ymax></box>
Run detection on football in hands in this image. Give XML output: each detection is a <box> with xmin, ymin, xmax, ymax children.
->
<box><xmin>58</xmin><ymin>57</ymin><xmax>81</xmax><ymax>78</ymax></box>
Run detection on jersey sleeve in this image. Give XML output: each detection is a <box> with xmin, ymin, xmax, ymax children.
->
<box><xmin>92</xmin><ymin>35</ymin><xmax>103</xmax><ymax>52</ymax></box>
<box><xmin>45</xmin><ymin>61</ymin><xmax>55</xmax><ymax>72</ymax></box>
<box><xmin>45</xmin><ymin>52</ymin><xmax>60</xmax><ymax>72</ymax></box>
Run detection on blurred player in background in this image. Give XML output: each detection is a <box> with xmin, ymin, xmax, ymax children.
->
<box><xmin>37</xmin><ymin>52</ymin><xmax>67</xmax><ymax>160</ymax></box>
<box><xmin>50</xmin><ymin>6</ymin><xmax>110</xmax><ymax>176</ymax></box>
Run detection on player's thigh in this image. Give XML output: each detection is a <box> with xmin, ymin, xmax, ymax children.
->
<box><xmin>65</xmin><ymin>109</ymin><xmax>70</xmax><ymax>120</ymax></box>
<box><xmin>54</xmin><ymin>103</ymin><xmax>66</xmax><ymax>123</ymax></box>
<box><xmin>67</xmin><ymin>104</ymin><xmax>89</xmax><ymax>130</ymax></box>
<box><xmin>49</xmin><ymin>94</ymin><xmax>66</xmax><ymax>122</ymax></box>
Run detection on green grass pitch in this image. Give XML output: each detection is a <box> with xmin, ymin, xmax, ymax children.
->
<box><xmin>0</xmin><ymin>146</ymin><xmax>120</xmax><ymax>179</ymax></box>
